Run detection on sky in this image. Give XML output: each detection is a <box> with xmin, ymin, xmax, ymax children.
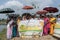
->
<box><xmin>0</xmin><ymin>0</ymin><xmax>60</xmax><ymax>19</ymax></box>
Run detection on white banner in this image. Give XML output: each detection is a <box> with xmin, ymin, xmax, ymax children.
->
<box><xmin>18</xmin><ymin>19</ymin><xmax>44</xmax><ymax>36</ymax></box>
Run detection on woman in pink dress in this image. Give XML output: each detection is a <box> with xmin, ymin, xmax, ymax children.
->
<box><xmin>43</xmin><ymin>15</ymin><xmax>50</xmax><ymax>35</ymax></box>
<box><xmin>7</xmin><ymin>19</ymin><xmax>13</xmax><ymax>40</ymax></box>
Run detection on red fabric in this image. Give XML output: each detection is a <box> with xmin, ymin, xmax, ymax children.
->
<box><xmin>43</xmin><ymin>17</ymin><xmax>50</xmax><ymax>35</ymax></box>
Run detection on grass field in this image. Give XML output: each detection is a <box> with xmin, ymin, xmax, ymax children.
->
<box><xmin>0</xmin><ymin>29</ymin><xmax>6</xmax><ymax>40</ymax></box>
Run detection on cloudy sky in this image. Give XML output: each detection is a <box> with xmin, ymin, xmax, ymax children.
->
<box><xmin>0</xmin><ymin>0</ymin><xmax>60</xmax><ymax>19</ymax></box>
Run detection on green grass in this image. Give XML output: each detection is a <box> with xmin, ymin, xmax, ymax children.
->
<box><xmin>0</xmin><ymin>29</ymin><xmax>6</xmax><ymax>40</ymax></box>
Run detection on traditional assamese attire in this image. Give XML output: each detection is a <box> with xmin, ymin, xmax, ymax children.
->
<box><xmin>7</xmin><ymin>20</ymin><xmax>13</xmax><ymax>39</ymax></box>
<box><xmin>50</xmin><ymin>17</ymin><xmax>56</xmax><ymax>35</ymax></box>
<box><xmin>17</xmin><ymin>19</ymin><xmax>20</xmax><ymax>36</ymax></box>
<box><xmin>12</xmin><ymin>20</ymin><xmax>18</xmax><ymax>37</ymax></box>
<box><xmin>43</xmin><ymin>17</ymin><xmax>50</xmax><ymax>35</ymax></box>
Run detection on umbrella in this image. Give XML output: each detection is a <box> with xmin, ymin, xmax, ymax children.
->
<box><xmin>36</xmin><ymin>10</ymin><xmax>48</xmax><ymax>14</ymax></box>
<box><xmin>22</xmin><ymin>6</ymin><xmax>33</xmax><ymax>10</ymax></box>
<box><xmin>22</xmin><ymin>6</ymin><xmax>34</xmax><ymax>13</ymax></box>
<box><xmin>0</xmin><ymin>8</ymin><xmax>15</xmax><ymax>13</ymax></box>
<box><xmin>43</xmin><ymin>7</ymin><xmax>59</xmax><ymax>13</ymax></box>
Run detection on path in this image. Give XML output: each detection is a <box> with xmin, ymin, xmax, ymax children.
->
<box><xmin>12</xmin><ymin>35</ymin><xmax>58</xmax><ymax>40</ymax></box>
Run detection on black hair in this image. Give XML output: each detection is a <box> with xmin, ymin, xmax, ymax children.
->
<box><xmin>22</xmin><ymin>13</ymin><xmax>32</xmax><ymax>20</ymax></box>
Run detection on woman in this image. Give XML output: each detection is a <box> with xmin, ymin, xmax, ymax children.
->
<box><xmin>17</xmin><ymin>16</ymin><xmax>21</xmax><ymax>25</ymax></box>
<box><xmin>22</xmin><ymin>13</ymin><xmax>27</xmax><ymax>20</ymax></box>
<box><xmin>43</xmin><ymin>15</ymin><xmax>50</xmax><ymax>35</ymax></box>
<box><xmin>17</xmin><ymin>16</ymin><xmax>21</xmax><ymax>37</ymax></box>
<box><xmin>50</xmin><ymin>15</ymin><xmax>56</xmax><ymax>35</ymax></box>
<box><xmin>12</xmin><ymin>20</ymin><xmax>18</xmax><ymax>37</ymax></box>
<box><xmin>7</xmin><ymin>18</ymin><xmax>14</xmax><ymax>40</ymax></box>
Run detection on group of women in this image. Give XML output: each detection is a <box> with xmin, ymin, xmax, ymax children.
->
<box><xmin>43</xmin><ymin>14</ymin><xmax>56</xmax><ymax>35</ymax></box>
<box><xmin>7</xmin><ymin>13</ymin><xmax>57</xmax><ymax>40</ymax></box>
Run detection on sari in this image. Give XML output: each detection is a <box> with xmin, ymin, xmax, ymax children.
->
<box><xmin>17</xmin><ymin>19</ymin><xmax>20</xmax><ymax>25</ymax></box>
<box><xmin>17</xmin><ymin>19</ymin><xmax>20</xmax><ymax>37</ymax></box>
<box><xmin>7</xmin><ymin>20</ymin><xmax>13</xmax><ymax>39</ymax></box>
<box><xmin>50</xmin><ymin>17</ymin><xmax>56</xmax><ymax>35</ymax></box>
<box><xmin>43</xmin><ymin>17</ymin><xmax>50</xmax><ymax>35</ymax></box>
<box><xmin>12</xmin><ymin>21</ymin><xmax>18</xmax><ymax>37</ymax></box>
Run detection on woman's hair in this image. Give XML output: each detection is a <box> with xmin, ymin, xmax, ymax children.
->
<box><xmin>17</xmin><ymin>16</ymin><xmax>21</xmax><ymax>20</ymax></box>
<box><xmin>6</xmin><ymin>16</ymin><xmax>14</xmax><ymax>24</ymax></box>
<box><xmin>26</xmin><ymin>13</ymin><xmax>32</xmax><ymax>20</ymax></box>
<box><xmin>22</xmin><ymin>13</ymin><xmax>32</xmax><ymax>20</ymax></box>
<box><xmin>32</xmin><ymin>14</ymin><xmax>36</xmax><ymax>18</ymax></box>
<box><xmin>22</xmin><ymin>13</ymin><xmax>27</xmax><ymax>17</ymax></box>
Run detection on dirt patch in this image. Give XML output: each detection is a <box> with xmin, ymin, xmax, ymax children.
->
<box><xmin>12</xmin><ymin>35</ymin><xmax>57</xmax><ymax>40</ymax></box>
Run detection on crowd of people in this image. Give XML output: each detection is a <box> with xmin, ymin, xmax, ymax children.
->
<box><xmin>6</xmin><ymin>13</ymin><xmax>60</xmax><ymax>40</ymax></box>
